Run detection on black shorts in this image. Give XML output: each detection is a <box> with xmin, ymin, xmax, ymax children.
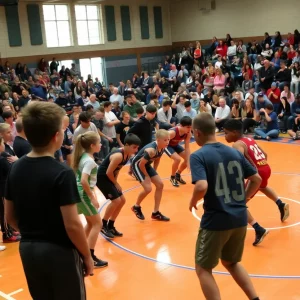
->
<box><xmin>132</xmin><ymin>161</ymin><xmax>157</xmax><ymax>182</ymax></box>
<box><xmin>164</xmin><ymin>144</ymin><xmax>185</xmax><ymax>157</ymax></box>
<box><xmin>97</xmin><ymin>176</ymin><xmax>122</xmax><ymax>200</ymax></box>
<box><xmin>20</xmin><ymin>241</ymin><xmax>86</xmax><ymax>300</ymax></box>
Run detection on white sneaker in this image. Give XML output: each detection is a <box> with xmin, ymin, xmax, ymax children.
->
<box><xmin>0</xmin><ymin>245</ymin><xmax>6</xmax><ymax>251</ymax></box>
<box><xmin>215</xmin><ymin>128</ymin><xmax>219</xmax><ymax>133</ymax></box>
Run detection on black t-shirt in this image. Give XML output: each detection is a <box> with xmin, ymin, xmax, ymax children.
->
<box><xmin>116</xmin><ymin>121</ymin><xmax>134</xmax><ymax>145</ymax></box>
<box><xmin>4</xmin><ymin>143</ymin><xmax>15</xmax><ymax>156</ymax></box>
<box><xmin>13</xmin><ymin>136</ymin><xmax>32</xmax><ymax>158</ymax></box>
<box><xmin>5</xmin><ymin>156</ymin><xmax>81</xmax><ymax>247</ymax></box>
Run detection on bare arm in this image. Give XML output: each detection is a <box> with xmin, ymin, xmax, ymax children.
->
<box><xmin>138</xmin><ymin>149</ymin><xmax>155</xmax><ymax>176</ymax></box>
<box><xmin>153</xmin><ymin>157</ymin><xmax>161</xmax><ymax>171</ymax></box>
<box><xmin>189</xmin><ymin>180</ymin><xmax>208</xmax><ymax>211</ymax></box>
<box><xmin>232</xmin><ymin>141</ymin><xmax>246</xmax><ymax>155</ymax></box>
<box><xmin>116</xmin><ymin>134</ymin><xmax>124</xmax><ymax>147</ymax></box>
<box><xmin>106</xmin><ymin>119</ymin><xmax>120</xmax><ymax>127</ymax></box>
<box><xmin>106</xmin><ymin>153</ymin><xmax>123</xmax><ymax>189</ymax></box>
<box><xmin>245</xmin><ymin>173</ymin><xmax>262</xmax><ymax>200</ymax></box>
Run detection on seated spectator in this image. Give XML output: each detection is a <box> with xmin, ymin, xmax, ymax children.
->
<box><xmin>172</xmin><ymin>94</ymin><xmax>186</xmax><ymax>122</ymax></box>
<box><xmin>112</xmin><ymin>101</ymin><xmax>122</xmax><ymax>120</ymax></box>
<box><xmin>254</xmin><ymin>104</ymin><xmax>279</xmax><ymax>141</ymax></box>
<box><xmin>77</xmin><ymin>90</ymin><xmax>89</xmax><ymax>107</ymax></box>
<box><xmin>256</xmin><ymin>92</ymin><xmax>272</xmax><ymax>113</ymax></box>
<box><xmin>270</xmin><ymin>52</ymin><xmax>281</xmax><ymax>72</ymax></box>
<box><xmin>227</xmin><ymin>40</ymin><xmax>237</xmax><ymax>61</ymax></box>
<box><xmin>292</xmin><ymin>50</ymin><xmax>300</xmax><ymax>64</ymax></box>
<box><xmin>116</xmin><ymin>111</ymin><xmax>134</xmax><ymax>147</ymax></box>
<box><xmin>30</xmin><ymin>80</ymin><xmax>46</xmax><ymax>100</ymax></box>
<box><xmin>287</xmin><ymin>95</ymin><xmax>300</xmax><ymax>139</ymax></box>
<box><xmin>214</xmin><ymin>55</ymin><xmax>223</xmax><ymax>69</ymax></box>
<box><xmin>215</xmin><ymin>40</ymin><xmax>227</xmax><ymax>58</ymax></box>
<box><xmin>199</xmin><ymin>99</ymin><xmax>212</xmax><ymax>115</ymax></box>
<box><xmin>157</xmin><ymin>100</ymin><xmax>175</xmax><ymax>130</ymax></box>
<box><xmin>277</xmin><ymin>96</ymin><xmax>291</xmax><ymax>133</ymax></box>
<box><xmin>190</xmin><ymin>93</ymin><xmax>200</xmax><ymax>112</ymax></box>
<box><xmin>123</xmin><ymin>94</ymin><xmax>143</xmax><ymax>120</ymax></box>
<box><xmin>261</xmin><ymin>44</ymin><xmax>273</xmax><ymax>59</ymax></box>
<box><xmin>290</xmin><ymin>62</ymin><xmax>300</xmax><ymax>95</ymax></box>
<box><xmin>210</xmin><ymin>94</ymin><xmax>219</xmax><ymax>116</ymax></box>
<box><xmin>214</xmin><ymin>97</ymin><xmax>230</xmax><ymax>132</ymax></box>
<box><xmin>86</xmin><ymin>94</ymin><xmax>100</xmax><ymax>110</ymax></box>
<box><xmin>230</xmin><ymin>99</ymin><xmax>241</xmax><ymax>119</ymax></box>
<box><xmin>253</xmin><ymin>55</ymin><xmax>263</xmax><ymax>71</ymax></box>
<box><xmin>259</xmin><ymin>59</ymin><xmax>275</xmax><ymax>91</ymax></box>
<box><xmin>280</xmin><ymin>84</ymin><xmax>295</xmax><ymax>104</ymax></box>
<box><xmin>183</xmin><ymin>101</ymin><xmax>197</xmax><ymax>119</ymax></box>
<box><xmin>267</xmin><ymin>82</ymin><xmax>281</xmax><ymax>112</ymax></box>
<box><xmin>241</xmin><ymin>98</ymin><xmax>257</xmax><ymax>133</ymax></box>
<box><xmin>275</xmin><ymin>60</ymin><xmax>291</xmax><ymax>91</ymax></box>
<box><xmin>242</xmin><ymin>73</ymin><xmax>253</xmax><ymax>94</ymax></box>
<box><xmin>55</xmin><ymin>91</ymin><xmax>68</xmax><ymax>109</ymax></box>
<box><xmin>213</xmin><ymin>69</ymin><xmax>225</xmax><ymax>94</ymax></box>
<box><xmin>109</xmin><ymin>87</ymin><xmax>123</xmax><ymax>106</ymax></box>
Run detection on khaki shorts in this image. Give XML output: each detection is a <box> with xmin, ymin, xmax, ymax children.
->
<box><xmin>195</xmin><ymin>226</ymin><xmax>247</xmax><ymax>269</ymax></box>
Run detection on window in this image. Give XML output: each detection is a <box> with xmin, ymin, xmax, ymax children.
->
<box><xmin>79</xmin><ymin>57</ymin><xmax>105</xmax><ymax>84</ymax></box>
<box><xmin>43</xmin><ymin>5</ymin><xmax>71</xmax><ymax>47</ymax></box>
<box><xmin>60</xmin><ymin>60</ymin><xmax>74</xmax><ymax>69</ymax></box>
<box><xmin>75</xmin><ymin>5</ymin><xmax>101</xmax><ymax>45</ymax></box>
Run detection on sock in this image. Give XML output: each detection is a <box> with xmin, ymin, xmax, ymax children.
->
<box><xmin>108</xmin><ymin>220</ymin><xmax>115</xmax><ymax>230</ymax></box>
<box><xmin>252</xmin><ymin>222</ymin><xmax>262</xmax><ymax>231</ymax></box>
<box><xmin>134</xmin><ymin>204</ymin><xmax>140</xmax><ymax>208</ymax></box>
<box><xmin>153</xmin><ymin>211</ymin><xmax>158</xmax><ymax>214</ymax></box>
<box><xmin>175</xmin><ymin>172</ymin><xmax>181</xmax><ymax>177</ymax></box>
<box><xmin>252</xmin><ymin>298</ymin><xmax>260</xmax><ymax>300</ymax></box>
<box><xmin>171</xmin><ymin>175</ymin><xmax>175</xmax><ymax>179</ymax></box>
<box><xmin>102</xmin><ymin>219</ymin><xmax>108</xmax><ymax>228</ymax></box>
<box><xmin>276</xmin><ymin>199</ymin><xmax>283</xmax><ymax>207</ymax></box>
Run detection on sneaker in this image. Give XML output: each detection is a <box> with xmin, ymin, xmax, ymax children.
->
<box><xmin>110</xmin><ymin>227</ymin><xmax>123</xmax><ymax>237</ymax></box>
<box><xmin>170</xmin><ymin>176</ymin><xmax>179</xmax><ymax>187</ymax></box>
<box><xmin>3</xmin><ymin>235</ymin><xmax>21</xmax><ymax>243</ymax></box>
<box><xmin>101</xmin><ymin>226</ymin><xmax>115</xmax><ymax>239</ymax></box>
<box><xmin>0</xmin><ymin>245</ymin><xmax>6</xmax><ymax>251</ymax></box>
<box><xmin>175</xmin><ymin>173</ymin><xmax>186</xmax><ymax>184</ymax></box>
<box><xmin>253</xmin><ymin>228</ymin><xmax>269</xmax><ymax>246</ymax></box>
<box><xmin>279</xmin><ymin>203</ymin><xmax>289</xmax><ymax>222</ymax></box>
<box><xmin>215</xmin><ymin>128</ymin><xmax>219</xmax><ymax>133</ymax></box>
<box><xmin>131</xmin><ymin>205</ymin><xmax>145</xmax><ymax>220</ymax></box>
<box><xmin>151</xmin><ymin>211</ymin><xmax>170</xmax><ymax>222</ymax></box>
<box><xmin>93</xmin><ymin>256</ymin><xmax>108</xmax><ymax>268</ymax></box>
<box><xmin>253</xmin><ymin>135</ymin><xmax>262</xmax><ymax>140</ymax></box>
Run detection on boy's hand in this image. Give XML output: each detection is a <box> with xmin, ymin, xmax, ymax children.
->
<box><xmin>83</xmin><ymin>256</ymin><xmax>94</xmax><ymax>277</ymax></box>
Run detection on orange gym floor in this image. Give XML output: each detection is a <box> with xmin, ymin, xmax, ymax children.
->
<box><xmin>1</xmin><ymin>136</ymin><xmax>300</xmax><ymax>300</ymax></box>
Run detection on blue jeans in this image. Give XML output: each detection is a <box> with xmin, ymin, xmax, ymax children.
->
<box><xmin>254</xmin><ymin>128</ymin><xmax>279</xmax><ymax>139</ymax></box>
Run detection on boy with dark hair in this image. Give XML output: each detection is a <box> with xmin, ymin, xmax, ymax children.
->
<box><xmin>131</xmin><ymin>129</ymin><xmax>170</xmax><ymax>221</ymax></box>
<box><xmin>97</xmin><ymin>134</ymin><xmax>141</xmax><ymax>238</ymax></box>
<box><xmin>190</xmin><ymin>113</ymin><xmax>261</xmax><ymax>300</ymax></box>
<box><xmin>224</xmin><ymin>119</ymin><xmax>289</xmax><ymax>245</ymax></box>
<box><xmin>13</xmin><ymin>118</ymin><xmax>32</xmax><ymax>158</ymax></box>
<box><xmin>5</xmin><ymin>102</ymin><xmax>93</xmax><ymax>300</ymax></box>
<box><xmin>165</xmin><ymin>116</ymin><xmax>192</xmax><ymax>187</ymax></box>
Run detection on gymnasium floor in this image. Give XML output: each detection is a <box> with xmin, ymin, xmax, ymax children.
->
<box><xmin>1</xmin><ymin>135</ymin><xmax>300</xmax><ymax>300</ymax></box>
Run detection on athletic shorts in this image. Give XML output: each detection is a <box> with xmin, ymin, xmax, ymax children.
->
<box><xmin>97</xmin><ymin>176</ymin><xmax>122</xmax><ymax>201</ymax></box>
<box><xmin>195</xmin><ymin>226</ymin><xmax>247</xmax><ymax>269</ymax></box>
<box><xmin>132</xmin><ymin>161</ymin><xmax>157</xmax><ymax>182</ymax></box>
<box><xmin>164</xmin><ymin>144</ymin><xmax>185</xmax><ymax>157</ymax></box>
<box><xmin>77</xmin><ymin>189</ymin><xmax>98</xmax><ymax>216</ymax></box>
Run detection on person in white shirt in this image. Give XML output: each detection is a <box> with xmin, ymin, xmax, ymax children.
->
<box><xmin>227</xmin><ymin>40</ymin><xmax>237</xmax><ymax>61</ymax></box>
<box><xmin>183</xmin><ymin>101</ymin><xmax>197</xmax><ymax>119</ymax></box>
<box><xmin>102</xmin><ymin>101</ymin><xmax>120</xmax><ymax>150</ymax></box>
<box><xmin>73</xmin><ymin>111</ymin><xmax>99</xmax><ymax>143</ymax></box>
<box><xmin>109</xmin><ymin>87</ymin><xmax>123</xmax><ymax>106</ymax></box>
<box><xmin>215</xmin><ymin>97</ymin><xmax>230</xmax><ymax>132</ymax></box>
<box><xmin>157</xmin><ymin>100</ymin><xmax>176</xmax><ymax>129</ymax></box>
<box><xmin>214</xmin><ymin>55</ymin><xmax>223</xmax><ymax>69</ymax></box>
<box><xmin>85</xmin><ymin>94</ymin><xmax>100</xmax><ymax>110</ymax></box>
<box><xmin>172</xmin><ymin>94</ymin><xmax>186</xmax><ymax>122</ymax></box>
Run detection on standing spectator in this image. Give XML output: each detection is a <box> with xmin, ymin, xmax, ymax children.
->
<box><xmin>73</xmin><ymin>111</ymin><xmax>99</xmax><ymax>142</ymax></box>
<box><xmin>116</xmin><ymin>111</ymin><xmax>134</xmax><ymax>147</ymax></box>
<box><xmin>50</xmin><ymin>58</ymin><xmax>59</xmax><ymax>75</ymax></box>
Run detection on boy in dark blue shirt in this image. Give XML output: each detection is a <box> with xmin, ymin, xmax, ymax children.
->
<box><xmin>189</xmin><ymin>113</ymin><xmax>261</xmax><ymax>300</ymax></box>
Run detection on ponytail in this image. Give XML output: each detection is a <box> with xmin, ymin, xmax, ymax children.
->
<box><xmin>72</xmin><ymin>131</ymin><xmax>100</xmax><ymax>173</ymax></box>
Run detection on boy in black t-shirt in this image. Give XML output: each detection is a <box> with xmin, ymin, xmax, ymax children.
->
<box><xmin>5</xmin><ymin>102</ymin><xmax>93</xmax><ymax>300</ymax></box>
<box><xmin>116</xmin><ymin>111</ymin><xmax>134</xmax><ymax>147</ymax></box>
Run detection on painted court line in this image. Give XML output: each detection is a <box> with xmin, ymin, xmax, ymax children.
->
<box><xmin>7</xmin><ymin>289</ymin><xmax>23</xmax><ymax>296</ymax></box>
<box><xmin>0</xmin><ymin>291</ymin><xmax>16</xmax><ymax>300</ymax></box>
<box><xmin>98</xmin><ymin>176</ymin><xmax>300</xmax><ymax>279</ymax></box>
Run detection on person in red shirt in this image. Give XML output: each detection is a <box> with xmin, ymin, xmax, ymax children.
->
<box><xmin>267</xmin><ymin>82</ymin><xmax>281</xmax><ymax>112</ymax></box>
<box><xmin>287</xmin><ymin>32</ymin><xmax>295</xmax><ymax>46</ymax></box>
<box><xmin>224</xmin><ymin>119</ymin><xmax>290</xmax><ymax>246</ymax></box>
<box><xmin>215</xmin><ymin>40</ymin><xmax>227</xmax><ymax>59</ymax></box>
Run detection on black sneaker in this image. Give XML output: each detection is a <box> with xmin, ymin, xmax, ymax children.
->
<box><xmin>131</xmin><ymin>205</ymin><xmax>145</xmax><ymax>220</ymax></box>
<box><xmin>279</xmin><ymin>203</ymin><xmax>289</xmax><ymax>222</ymax></box>
<box><xmin>170</xmin><ymin>176</ymin><xmax>179</xmax><ymax>187</ymax></box>
<box><xmin>151</xmin><ymin>211</ymin><xmax>170</xmax><ymax>222</ymax></box>
<box><xmin>253</xmin><ymin>228</ymin><xmax>269</xmax><ymax>246</ymax></box>
<box><xmin>101</xmin><ymin>226</ymin><xmax>115</xmax><ymax>239</ymax></box>
<box><xmin>175</xmin><ymin>173</ymin><xmax>186</xmax><ymax>184</ymax></box>
<box><xmin>110</xmin><ymin>227</ymin><xmax>123</xmax><ymax>237</ymax></box>
<box><xmin>93</xmin><ymin>256</ymin><xmax>108</xmax><ymax>268</ymax></box>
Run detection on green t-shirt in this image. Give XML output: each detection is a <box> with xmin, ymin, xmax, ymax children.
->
<box><xmin>76</xmin><ymin>153</ymin><xmax>98</xmax><ymax>191</ymax></box>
